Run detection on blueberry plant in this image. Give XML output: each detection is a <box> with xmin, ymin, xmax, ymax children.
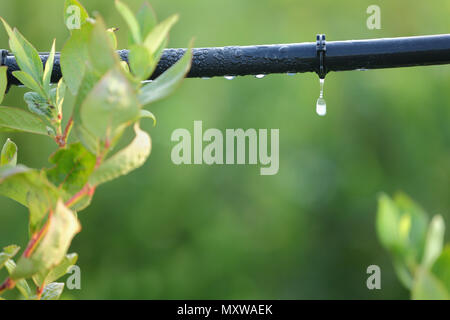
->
<box><xmin>377</xmin><ymin>193</ymin><xmax>450</xmax><ymax>299</ymax></box>
<box><xmin>0</xmin><ymin>0</ymin><xmax>192</xmax><ymax>300</ymax></box>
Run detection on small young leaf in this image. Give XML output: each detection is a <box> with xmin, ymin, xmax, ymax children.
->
<box><xmin>89</xmin><ymin>124</ymin><xmax>151</xmax><ymax>186</ymax></box>
<box><xmin>115</xmin><ymin>0</ymin><xmax>142</xmax><ymax>44</ymax></box>
<box><xmin>143</xmin><ymin>14</ymin><xmax>179</xmax><ymax>55</ymax></box>
<box><xmin>1</xmin><ymin>138</ymin><xmax>17</xmax><ymax>166</ymax></box>
<box><xmin>153</xmin><ymin>36</ymin><xmax>168</xmax><ymax>66</ymax></box>
<box><xmin>55</xmin><ymin>78</ymin><xmax>67</xmax><ymax>114</ymax></box>
<box><xmin>12</xmin><ymin>71</ymin><xmax>46</xmax><ymax>98</ymax></box>
<box><xmin>140</xmin><ymin>109</ymin><xmax>156</xmax><ymax>126</ymax></box>
<box><xmin>376</xmin><ymin>194</ymin><xmax>401</xmax><ymax>250</ymax></box>
<box><xmin>136</xmin><ymin>1</ymin><xmax>157</xmax><ymax>39</ymax></box>
<box><xmin>64</xmin><ymin>0</ymin><xmax>89</xmax><ymax>32</ymax></box>
<box><xmin>376</xmin><ymin>193</ymin><xmax>429</xmax><ymax>264</ymax></box>
<box><xmin>12</xmin><ymin>200</ymin><xmax>81</xmax><ymax>280</ymax></box>
<box><xmin>24</xmin><ymin>92</ymin><xmax>56</xmax><ymax>119</ymax></box>
<box><xmin>88</xmin><ymin>16</ymin><xmax>120</xmax><ymax>76</ymax></box>
<box><xmin>394</xmin><ymin>193</ymin><xmax>429</xmax><ymax>260</ymax></box>
<box><xmin>41</xmin><ymin>282</ymin><xmax>64</xmax><ymax>300</ymax></box>
<box><xmin>0</xmin><ymin>66</ymin><xmax>8</xmax><ymax>104</ymax></box>
<box><xmin>0</xmin><ymin>245</ymin><xmax>20</xmax><ymax>270</ymax></box>
<box><xmin>33</xmin><ymin>253</ymin><xmax>78</xmax><ymax>288</ymax></box>
<box><xmin>61</xmin><ymin>22</ymin><xmax>94</xmax><ymax>95</ymax></box>
<box><xmin>139</xmin><ymin>43</ymin><xmax>192</xmax><ymax>106</ymax></box>
<box><xmin>0</xmin><ymin>106</ymin><xmax>49</xmax><ymax>135</ymax></box>
<box><xmin>46</xmin><ymin>142</ymin><xmax>96</xmax><ymax>195</ymax></box>
<box><xmin>43</xmin><ymin>40</ymin><xmax>56</xmax><ymax>94</ymax></box>
<box><xmin>1</xmin><ymin>18</ymin><xmax>43</xmax><ymax>84</ymax></box>
<box><xmin>80</xmin><ymin>68</ymin><xmax>140</xmax><ymax>140</ymax></box>
<box><xmin>4</xmin><ymin>260</ymin><xmax>33</xmax><ymax>299</ymax></box>
<box><xmin>129</xmin><ymin>44</ymin><xmax>154</xmax><ymax>80</ymax></box>
<box><xmin>107</xmin><ymin>27</ymin><xmax>119</xmax><ymax>50</ymax></box>
<box><xmin>422</xmin><ymin>215</ymin><xmax>445</xmax><ymax>268</ymax></box>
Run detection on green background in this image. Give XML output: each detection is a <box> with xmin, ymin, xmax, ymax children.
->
<box><xmin>1</xmin><ymin>0</ymin><xmax>449</xmax><ymax>299</ymax></box>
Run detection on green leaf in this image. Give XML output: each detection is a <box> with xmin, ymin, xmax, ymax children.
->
<box><xmin>140</xmin><ymin>109</ymin><xmax>156</xmax><ymax>126</ymax></box>
<box><xmin>4</xmin><ymin>260</ymin><xmax>33</xmax><ymax>299</ymax></box>
<box><xmin>422</xmin><ymin>215</ymin><xmax>445</xmax><ymax>268</ymax></box>
<box><xmin>41</xmin><ymin>282</ymin><xmax>64</xmax><ymax>300</ymax></box>
<box><xmin>27</xmin><ymin>191</ymin><xmax>51</xmax><ymax>235</ymax></box>
<box><xmin>88</xmin><ymin>16</ymin><xmax>120</xmax><ymax>76</ymax></box>
<box><xmin>1</xmin><ymin>18</ymin><xmax>43</xmax><ymax>84</ymax></box>
<box><xmin>143</xmin><ymin>14</ymin><xmax>179</xmax><ymax>55</ymax></box>
<box><xmin>61</xmin><ymin>22</ymin><xmax>94</xmax><ymax>95</ymax></box>
<box><xmin>107</xmin><ymin>28</ymin><xmax>118</xmax><ymax>50</ymax></box>
<box><xmin>12</xmin><ymin>71</ymin><xmax>46</xmax><ymax>98</ymax></box>
<box><xmin>115</xmin><ymin>0</ymin><xmax>142</xmax><ymax>44</ymax></box>
<box><xmin>33</xmin><ymin>253</ymin><xmax>78</xmax><ymax>288</ymax></box>
<box><xmin>80</xmin><ymin>68</ymin><xmax>140</xmax><ymax>140</ymax></box>
<box><xmin>136</xmin><ymin>1</ymin><xmax>157</xmax><ymax>39</ymax></box>
<box><xmin>0</xmin><ymin>165</ymin><xmax>62</xmax><ymax>212</ymax></box>
<box><xmin>55</xmin><ymin>78</ymin><xmax>66</xmax><ymax>114</ymax></box>
<box><xmin>432</xmin><ymin>247</ymin><xmax>450</xmax><ymax>294</ymax></box>
<box><xmin>74</xmin><ymin>123</ymin><xmax>99</xmax><ymax>155</ymax></box>
<box><xmin>138</xmin><ymin>43</ymin><xmax>192</xmax><ymax>106</ymax></box>
<box><xmin>0</xmin><ymin>245</ymin><xmax>20</xmax><ymax>270</ymax></box>
<box><xmin>0</xmin><ymin>165</ymin><xmax>33</xmax><ymax>204</ymax></box>
<box><xmin>392</xmin><ymin>257</ymin><xmax>413</xmax><ymax>289</ymax></box>
<box><xmin>64</xmin><ymin>0</ymin><xmax>89</xmax><ymax>32</ymax></box>
<box><xmin>43</xmin><ymin>40</ymin><xmax>56</xmax><ymax>94</ymax></box>
<box><xmin>153</xmin><ymin>36</ymin><xmax>168</xmax><ymax>66</ymax></box>
<box><xmin>0</xmin><ymin>106</ymin><xmax>49</xmax><ymax>135</ymax></box>
<box><xmin>1</xmin><ymin>138</ymin><xmax>17</xmax><ymax>166</ymax></box>
<box><xmin>394</xmin><ymin>193</ymin><xmax>429</xmax><ymax>260</ymax></box>
<box><xmin>129</xmin><ymin>44</ymin><xmax>154</xmax><ymax>80</ymax></box>
<box><xmin>376</xmin><ymin>193</ymin><xmax>428</xmax><ymax>261</ymax></box>
<box><xmin>0</xmin><ymin>66</ymin><xmax>7</xmax><ymax>104</ymax></box>
<box><xmin>46</xmin><ymin>143</ymin><xmax>96</xmax><ymax>195</ymax></box>
<box><xmin>89</xmin><ymin>124</ymin><xmax>151</xmax><ymax>186</ymax></box>
<box><xmin>411</xmin><ymin>268</ymin><xmax>449</xmax><ymax>300</ymax></box>
<box><xmin>12</xmin><ymin>200</ymin><xmax>81</xmax><ymax>280</ymax></box>
<box><xmin>0</xmin><ymin>165</ymin><xmax>63</xmax><ymax>236</ymax></box>
<box><xmin>71</xmin><ymin>71</ymin><xmax>101</xmax><ymax>154</ymax></box>
<box><xmin>24</xmin><ymin>92</ymin><xmax>56</xmax><ymax>119</ymax></box>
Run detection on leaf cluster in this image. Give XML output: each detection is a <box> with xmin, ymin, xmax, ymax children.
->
<box><xmin>0</xmin><ymin>0</ymin><xmax>192</xmax><ymax>299</ymax></box>
<box><xmin>377</xmin><ymin>193</ymin><xmax>450</xmax><ymax>299</ymax></box>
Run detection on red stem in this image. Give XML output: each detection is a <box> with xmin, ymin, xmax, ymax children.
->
<box><xmin>0</xmin><ymin>138</ymin><xmax>109</xmax><ymax>296</ymax></box>
<box><xmin>54</xmin><ymin>116</ymin><xmax>73</xmax><ymax>148</ymax></box>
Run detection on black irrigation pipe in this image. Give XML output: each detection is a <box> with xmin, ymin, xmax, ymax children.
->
<box><xmin>2</xmin><ymin>34</ymin><xmax>450</xmax><ymax>86</ymax></box>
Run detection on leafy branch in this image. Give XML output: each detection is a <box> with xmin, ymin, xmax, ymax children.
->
<box><xmin>0</xmin><ymin>0</ymin><xmax>192</xmax><ymax>300</ymax></box>
<box><xmin>376</xmin><ymin>193</ymin><xmax>450</xmax><ymax>299</ymax></box>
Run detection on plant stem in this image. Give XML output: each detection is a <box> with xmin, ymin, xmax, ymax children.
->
<box><xmin>65</xmin><ymin>184</ymin><xmax>96</xmax><ymax>208</ymax></box>
<box><xmin>0</xmin><ymin>278</ymin><xmax>15</xmax><ymax>295</ymax></box>
<box><xmin>23</xmin><ymin>209</ymin><xmax>53</xmax><ymax>258</ymax></box>
<box><xmin>36</xmin><ymin>285</ymin><xmax>44</xmax><ymax>300</ymax></box>
<box><xmin>54</xmin><ymin>116</ymin><xmax>73</xmax><ymax>148</ymax></box>
<box><xmin>0</xmin><ymin>138</ymin><xmax>110</xmax><ymax>296</ymax></box>
<box><xmin>63</xmin><ymin>117</ymin><xmax>73</xmax><ymax>144</ymax></box>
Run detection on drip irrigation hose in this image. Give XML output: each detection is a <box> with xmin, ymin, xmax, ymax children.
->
<box><xmin>2</xmin><ymin>34</ymin><xmax>450</xmax><ymax>87</ymax></box>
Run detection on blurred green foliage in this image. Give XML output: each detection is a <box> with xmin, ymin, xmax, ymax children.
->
<box><xmin>0</xmin><ymin>0</ymin><xmax>449</xmax><ymax>299</ymax></box>
<box><xmin>376</xmin><ymin>193</ymin><xmax>449</xmax><ymax>299</ymax></box>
